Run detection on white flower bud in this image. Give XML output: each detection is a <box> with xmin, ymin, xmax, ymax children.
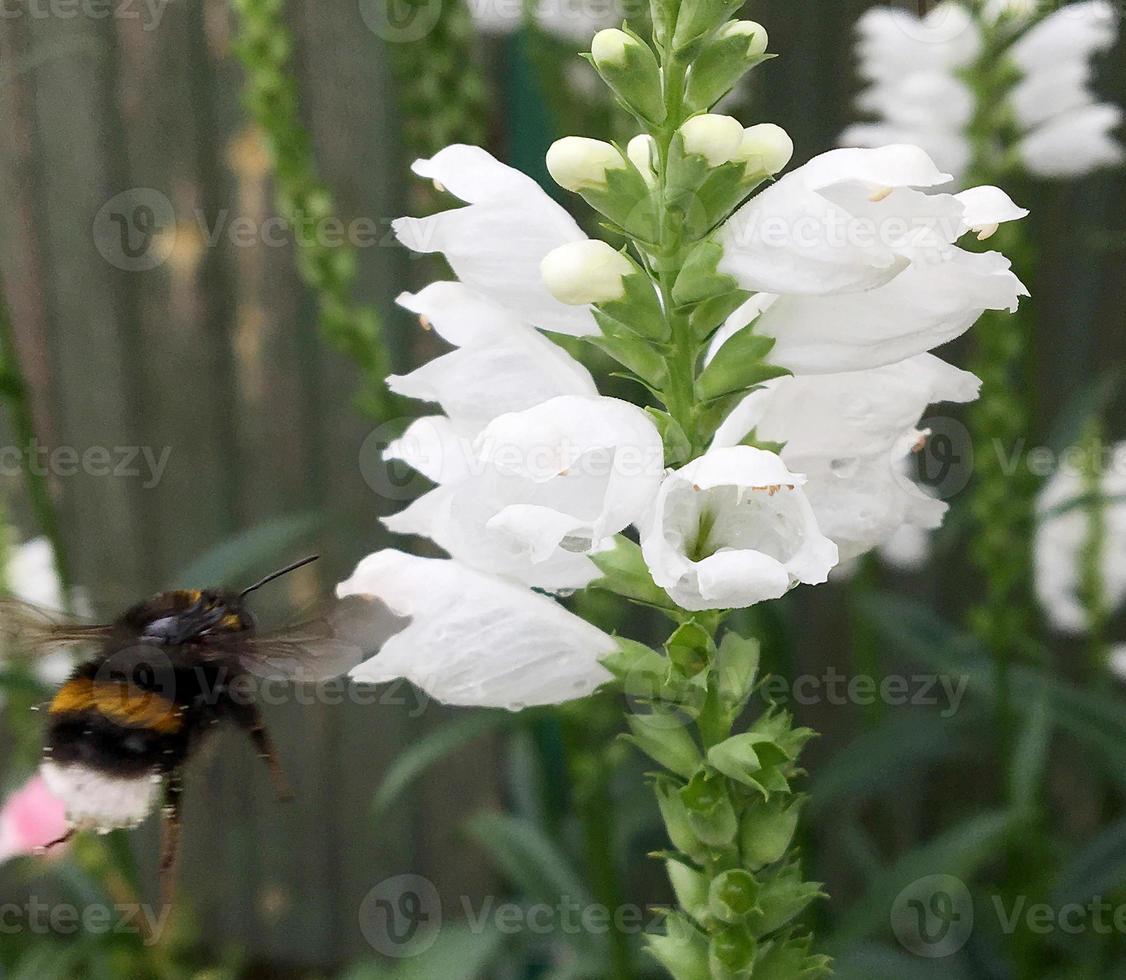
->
<box><xmin>541</xmin><ymin>240</ymin><xmax>634</xmax><ymax>305</ymax></box>
<box><xmin>678</xmin><ymin>114</ymin><xmax>746</xmax><ymax>167</ymax></box>
<box><xmin>591</xmin><ymin>27</ymin><xmax>634</xmax><ymax>67</ymax></box>
<box><xmin>732</xmin><ymin>123</ymin><xmax>794</xmax><ymax>176</ymax></box>
<box><xmin>546</xmin><ymin>137</ymin><xmax>626</xmax><ymax>193</ymax></box>
<box><xmin>626</xmin><ymin>134</ymin><xmax>658</xmax><ymax>186</ymax></box>
<box><xmin>719</xmin><ymin>19</ymin><xmax>769</xmax><ymax>56</ymax></box>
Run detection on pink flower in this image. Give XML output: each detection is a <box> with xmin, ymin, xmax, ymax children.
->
<box><xmin>0</xmin><ymin>774</ymin><xmax>70</xmax><ymax>863</ymax></box>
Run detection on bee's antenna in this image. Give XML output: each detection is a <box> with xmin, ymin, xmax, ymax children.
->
<box><xmin>239</xmin><ymin>555</ymin><xmax>320</xmax><ymax>599</ymax></box>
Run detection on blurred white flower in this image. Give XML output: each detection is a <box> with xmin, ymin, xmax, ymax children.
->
<box><xmin>878</xmin><ymin>522</ymin><xmax>934</xmax><ymax>572</ymax></box>
<box><xmin>6</xmin><ymin>537</ymin><xmax>64</xmax><ymax>610</ymax></box>
<box><xmin>339</xmin><ymin>550</ymin><xmax>614</xmax><ymax>709</ymax></box>
<box><xmin>841</xmin><ymin>3</ymin><xmax>979</xmax><ymax>177</ymax></box>
<box><xmin>640</xmin><ymin>447</ymin><xmax>838</xmax><ymax>611</ymax></box>
<box><xmin>386</xmin><ymin>395</ymin><xmax>663</xmax><ymax>591</ymax></box>
<box><xmin>464</xmin><ymin>0</ymin><xmax>619</xmax><ymax>41</ymax></box>
<box><xmin>1110</xmin><ymin>644</ymin><xmax>1126</xmax><ymax>682</ymax></box>
<box><xmin>842</xmin><ymin>0</ymin><xmax>1122</xmax><ymax>180</ymax></box>
<box><xmin>1034</xmin><ymin>442</ymin><xmax>1126</xmax><ymax>633</ymax></box>
<box><xmin>711</xmin><ymin>355</ymin><xmax>979</xmax><ymax>560</ymax></box>
<box><xmin>717</xmin><ymin>148</ymin><xmax>1028</xmax><ymax>372</ymax></box>
<box><xmin>393</xmin><ymin>145</ymin><xmax>598</xmax><ymax>337</ymax></box>
<box><xmin>3</xmin><ymin>537</ymin><xmax>75</xmax><ymax>688</ymax></box>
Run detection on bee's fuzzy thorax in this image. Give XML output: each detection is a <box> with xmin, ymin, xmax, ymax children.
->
<box><xmin>39</xmin><ymin>761</ymin><xmax>161</xmax><ymax>833</ymax></box>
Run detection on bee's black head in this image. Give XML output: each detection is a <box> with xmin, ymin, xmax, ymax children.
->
<box><xmin>122</xmin><ymin>589</ymin><xmax>255</xmax><ymax>645</ymax></box>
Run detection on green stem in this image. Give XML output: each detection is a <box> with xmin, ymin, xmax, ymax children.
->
<box><xmin>1079</xmin><ymin>418</ymin><xmax>1109</xmax><ymax>683</ymax></box>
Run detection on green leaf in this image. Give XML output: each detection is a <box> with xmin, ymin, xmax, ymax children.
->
<box><xmin>668</xmin><ymin>858</ymin><xmax>711</xmax><ymax>920</ymax></box>
<box><xmin>680</xmin><ymin>768</ymin><xmax>739</xmax><ymax>847</ymax></box>
<box><xmin>809</xmin><ymin>712</ymin><xmax>964</xmax><ymax>816</ymax></box>
<box><xmin>1051</xmin><ymin>814</ymin><xmax>1126</xmax><ymax>907</ymax></box>
<box><xmin>707</xmin><ymin>733</ymin><xmax>789</xmax><ymax>796</ymax></box>
<box><xmin>626</xmin><ymin>711</ymin><xmax>703</xmax><ymax>778</ymax></box>
<box><xmin>696</xmin><ymin>328</ymin><xmax>786</xmax><ymax>402</ymax></box>
<box><xmin>586</xmin><ymin>315</ymin><xmax>670</xmax><ymax>389</ymax></box>
<box><xmin>647</xmin><ymin>408</ymin><xmax>694</xmax><ymax>467</ymax></box>
<box><xmin>341</xmin><ymin>924</ymin><xmax>504</xmax><ymax>980</ymax></box>
<box><xmin>373</xmin><ymin>711</ymin><xmax>515</xmax><ymax>820</ymax></box>
<box><xmin>646</xmin><ymin>912</ymin><xmax>712</xmax><ymax>980</ymax></box>
<box><xmin>672</xmin><ymin>241</ymin><xmax>737</xmax><ymax>306</ymax></box>
<box><xmin>466</xmin><ymin>812</ymin><xmax>592</xmax><ymax>910</ymax></box>
<box><xmin>833</xmin><ymin>810</ymin><xmax>1014</xmax><ymax>942</ymax></box>
<box><xmin>590</xmin><ymin>536</ymin><xmax>677</xmax><ymax>611</ymax></box>
<box><xmin>1010</xmin><ymin>682</ymin><xmax>1052</xmax><ymax>813</ymax></box>
<box><xmin>740</xmin><ymin>795</ymin><xmax>804</xmax><ymax>870</ymax></box>
<box><xmin>715</xmin><ymin>631</ymin><xmax>761</xmax><ymax>716</ymax></box>
<box><xmin>170</xmin><ymin>511</ymin><xmax>324</xmax><ymax>589</ymax></box>
<box><xmin>689</xmin><ymin>288</ymin><xmax>752</xmax><ymax>343</ymax></box>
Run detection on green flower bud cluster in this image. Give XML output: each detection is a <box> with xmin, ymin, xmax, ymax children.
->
<box><xmin>604</xmin><ymin>629</ymin><xmax>830</xmax><ymax>980</ymax></box>
<box><xmin>231</xmin><ymin>0</ymin><xmax>394</xmax><ymax>420</ymax></box>
<box><xmin>541</xmin><ymin>5</ymin><xmax>791</xmax><ymax>460</ymax></box>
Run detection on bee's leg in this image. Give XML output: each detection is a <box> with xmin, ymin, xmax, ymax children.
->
<box><xmin>159</xmin><ymin>769</ymin><xmax>184</xmax><ymax>911</ymax></box>
<box><xmin>39</xmin><ymin>828</ymin><xmax>75</xmax><ymax>852</ymax></box>
<box><xmin>241</xmin><ymin>708</ymin><xmax>294</xmax><ymax>802</ymax></box>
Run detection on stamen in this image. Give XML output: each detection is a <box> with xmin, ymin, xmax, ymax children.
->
<box><xmin>974</xmin><ymin>222</ymin><xmax>1000</xmax><ymax>241</ymax></box>
<box><xmin>869</xmin><ymin>186</ymin><xmax>894</xmax><ymax>202</ymax></box>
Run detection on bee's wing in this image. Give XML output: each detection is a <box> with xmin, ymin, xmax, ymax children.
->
<box><xmin>235</xmin><ymin>594</ymin><xmax>407</xmax><ymax>682</ymax></box>
<box><xmin>0</xmin><ymin>597</ymin><xmax>113</xmax><ymax>657</ymax></box>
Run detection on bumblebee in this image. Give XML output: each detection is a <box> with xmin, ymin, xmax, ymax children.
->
<box><xmin>2</xmin><ymin>556</ymin><xmax>398</xmax><ymax>903</ymax></box>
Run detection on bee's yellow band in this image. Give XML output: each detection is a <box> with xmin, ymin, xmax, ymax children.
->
<box><xmin>49</xmin><ymin>678</ymin><xmax>183</xmax><ymax>735</ymax></box>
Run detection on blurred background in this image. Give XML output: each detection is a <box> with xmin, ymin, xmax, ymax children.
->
<box><xmin>0</xmin><ymin>0</ymin><xmax>1123</xmax><ymax>977</ymax></box>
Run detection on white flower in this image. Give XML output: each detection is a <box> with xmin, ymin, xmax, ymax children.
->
<box><xmin>854</xmin><ymin>4</ymin><xmax>981</xmax><ymax>81</ymax></box>
<box><xmin>393</xmin><ymin>145</ymin><xmax>598</xmax><ymax>337</ymax></box>
<box><xmin>384</xmin><ymin>281</ymin><xmax>597</xmax><ymax>485</ymax></box>
<box><xmin>1019</xmin><ymin>104</ymin><xmax>1125</xmax><ymax>178</ymax></box>
<box><xmin>386</xmin><ymin>395</ymin><xmax>664</xmax><ymax>590</ymax></box>
<box><xmin>717</xmin><ymin>150</ymin><xmax>1028</xmax><ymax>372</ymax></box>
<box><xmin>844</xmin><ymin>1</ymin><xmax>1122</xmax><ymax>181</ymax></box>
<box><xmin>640</xmin><ymin>447</ymin><xmax>838</xmax><ymax>611</ymax></box>
<box><xmin>711</xmin><ymin>355</ymin><xmax>980</xmax><ymax>559</ymax></box>
<box><xmin>1034</xmin><ymin>442</ymin><xmax>1126</xmax><ymax>634</ymax></box>
<box><xmin>339</xmin><ymin>551</ymin><xmax>615</xmax><ymax>709</ymax></box>
<box><xmin>1008</xmin><ymin>1</ymin><xmax>1117</xmax><ymax>72</ymax></box>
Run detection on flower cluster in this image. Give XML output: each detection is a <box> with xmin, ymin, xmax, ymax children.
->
<box><xmin>341</xmin><ymin>4</ymin><xmax>1028</xmax><ymax>974</ymax></box>
<box><xmin>1035</xmin><ymin>441</ymin><xmax>1126</xmax><ymax>634</ymax></box>
<box><xmin>842</xmin><ymin>0</ymin><xmax>1123</xmax><ymax>181</ymax></box>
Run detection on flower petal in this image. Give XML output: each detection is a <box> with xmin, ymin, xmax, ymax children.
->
<box><xmin>394</xmin><ymin>147</ymin><xmax>598</xmax><ymax>336</ymax></box>
<box><xmin>339</xmin><ymin>551</ymin><xmax>614</xmax><ymax>708</ymax></box>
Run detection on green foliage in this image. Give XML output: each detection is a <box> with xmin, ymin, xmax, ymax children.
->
<box><xmin>230</xmin><ymin>0</ymin><xmax>395</xmax><ymax>419</ymax></box>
